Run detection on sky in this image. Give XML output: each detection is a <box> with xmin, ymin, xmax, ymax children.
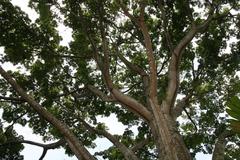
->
<box><xmin>1</xmin><ymin>0</ymin><xmax>213</xmax><ymax>159</ymax></box>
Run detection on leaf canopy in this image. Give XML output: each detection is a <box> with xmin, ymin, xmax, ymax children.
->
<box><xmin>0</xmin><ymin>0</ymin><xmax>240</xmax><ymax>159</ymax></box>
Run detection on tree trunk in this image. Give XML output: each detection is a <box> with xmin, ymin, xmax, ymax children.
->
<box><xmin>150</xmin><ymin>102</ymin><xmax>191</xmax><ymax>160</ymax></box>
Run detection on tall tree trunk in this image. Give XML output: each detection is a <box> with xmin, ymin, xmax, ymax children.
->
<box><xmin>150</xmin><ymin>103</ymin><xmax>192</xmax><ymax>160</ymax></box>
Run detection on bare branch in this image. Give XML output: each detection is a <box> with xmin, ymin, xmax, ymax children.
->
<box><xmin>157</xmin><ymin>55</ymin><xmax>170</xmax><ymax>75</ymax></box>
<box><xmin>183</xmin><ymin>107</ymin><xmax>198</xmax><ymax>132</ymax></box>
<box><xmin>1</xmin><ymin>139</ymin><xmax>65</xmax><ymax>160</ymax></box>
<box><xmin>122</xmin><ymin>82</ymin><xmax>141</xmax><ymax>94</ymax></box>
<box><xmin>39</xmin><ymin>149</ymin><xmax>47</xmax><ymax>160</ymax></box>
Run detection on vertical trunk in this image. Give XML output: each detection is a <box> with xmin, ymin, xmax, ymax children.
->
<box><xmin>150</xmin><ymin>102</ymin><xmax>191</xmax><ymax>160</ymax></box>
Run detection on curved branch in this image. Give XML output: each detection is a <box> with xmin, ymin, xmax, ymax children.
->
<box><xmin>117</xmin><ymin>1</ymin><xmax>158</xmax><ymax>102</ymax></box>
<box><xmin>79</xmin><ymin>119</ymin><xmax>140</xmax><ymax>160</ymax></box>
<box><xmin>172</xmin><ymin>94</ymin><xmax>192</xmax><ymax>120</ymax></box>
<box><xmin>1</xmin><ymin>139</ymin><xmax>65</xmax><ymax>160</ymax></box>
<box><xmin>111</xmin><ymin>88</ymin><xmax>152</xmax><ymax>121</ymax></box>
<box><xmin>163</xmin><ymin>8</ymin><xmax>215</xmax><ymax>114</ymax></box>
<box><xmin>39</xmin><ymin>149</ymin><xmax>47</xmax><ymax>160</ymax></box>
<box><xmin>131</xmin><ymin>138</ymin><xmax>150</xmax><ymax>152</ymax></box>
<box><xmin>96</xmin><ymin>6</ymin><xmax>152</xmax><ymax>122</ymax></box>
<box><xmin>87</xmin><ymin>85</ymin><xmax>116</xmax><ymax>102</ymax></box>
<box><xmin>0</xmin><ymin>66</ymin><xmax>95</xmax><ymax>160</ymax></box>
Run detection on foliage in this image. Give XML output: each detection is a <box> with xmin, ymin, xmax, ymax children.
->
<box><xmin>227</xmin><ymin>96</ymin><xmax>240</xmax><ymax>133</ymax></box>
<box><xmin>0</xmin><ymin>0</ymin><xmax>240</xmax><ymax>159</ymax></box>
<box><xmin>0</xmin><ymin>124</ymin><xmax>24</xmax><ymax>160</ymax></box>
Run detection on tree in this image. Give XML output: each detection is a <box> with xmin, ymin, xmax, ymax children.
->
<box><xmin>0</xmin><ymin>0</ymin><xmax>240</xmax><ymax>159</ymax></box>
<box><xmin>227</xmin><ymin>96</ymin><xmax>240</xmax><ymax>133</ymax></box>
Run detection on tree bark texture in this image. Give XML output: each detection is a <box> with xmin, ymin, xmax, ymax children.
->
<box><xmin>150</xmin><ymin>103</ymin><xmax>192</xmax><ymax>160</ymax></box>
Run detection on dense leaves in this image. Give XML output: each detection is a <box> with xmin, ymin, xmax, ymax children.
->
<box><xmin>0</xmin><ymin>0</ymin><xmax>240</xmax><ymax>159</ymax></box>
<box><xmin>227</xmin><ymin>96</ymin><xmax>240</xmax><ymax>133</ymax></box>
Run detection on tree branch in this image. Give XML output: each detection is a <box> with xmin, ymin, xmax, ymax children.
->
<box><xmin>87</xmin><ymin>27</ymin><xmax>152</xmax><ymax>121</ymax></box>
<box><xmin>118</xmin><ymin>0</ymin><xmax>158</xmax><ymax>110</ymax></box>
<box><xmin>1</xmin><ymin>139</ymin><xmax>65</xmax><ymax>160</ymax></box>
<box><xmin>131</xmin><ymin>138</ymin><xmax>150</xmax><ymax>152</ymax></box>
<box><xmin>158</xmin><ymin>0</ymin><xmax>174</xmax><ymax>52</ymax></box>
<box><xmin>163</xmin><ymin>8</ymin><xmax>215</xmax><ymax>114</ymax></box>
<box><xmin>113</xmin><ymin>46</ymin><xmax>148</xmax><ymax>77</ymax></box>
<box><xmin>0</xmin><ymin>95</ymin><xmax>25</xmax><ymax>103</ymax></box>
<box><xmin>171</xmin><ymin>94</ymin><xmax>192</xmax><ymax>120</ymax></box>
<box><xmin>112</xmin><ymin>88</ymin><xmax>152</xmax><ymax>121</ymax></box>
<box><xmin>0</xmin><ymin>66</ymin><xmax>95</xmax><ymax>160</ymax></box>
<box><xmin>79</xmin><ymin>118</ymin><xmax>140</xmax><ymax>160</ymax></box>
<box><xmin>96</xmin><ymin>5</ymin><xmax>152</xmax><ymax>122</ymax></box>
<box><xmin>87</xmin><ymin>85</ymin><xmax>116</xmax><ymax>102</ymax></box>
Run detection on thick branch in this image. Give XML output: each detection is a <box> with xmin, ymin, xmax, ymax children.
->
<box><xmin>112</xmin><ymin>88</ymin><xmax>152</xmax><ymax>121</ymax></box>
<box><xmin>163</xmin><ymin>26</ymin><xmax>197</xmax><ymax>113</ymax></box>
<box><xmin>138</xmin><ymin>19</ymin><xmax>158</xmax><ymax>100</ymax></box>
<box><xmin>97</xmin><ymin>7</ymin><xmax>152</xmax><ymax>122</ymax></box>
<box><xmin>131</xmin><ymin>138</ymin><xmax>150</xmax><ymax>152</ymax></box>
<box><xmin>87</xmin><ymin>85</ymin><xmax>116</xmax><ymax>102</ymax></box>
<box><xmin>118</xmin><ymin>0</ymin><xmax>158</xmax><ymax>105</ymax></box>
<box><xmin>0</xmin><ymin>66</ymin><xmax>95</xmax><ymax>160</ymax></box>
<box><xmin>163</xmin><ymin>9</ymin><xmax>214</xmax><ymax>114</ymax></box>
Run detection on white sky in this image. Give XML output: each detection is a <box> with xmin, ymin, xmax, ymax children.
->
<box><xmin>1</xmin><ymin>0</ymin><xmax>213</xmax><ymax>159</ymax></box>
